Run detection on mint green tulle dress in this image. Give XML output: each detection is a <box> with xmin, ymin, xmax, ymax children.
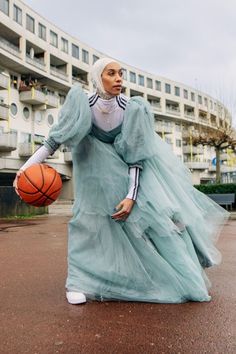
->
<box><xmin>45</xmin><ymin>84</ymin><xmax>229</xmax><ymax>303</ymax></box>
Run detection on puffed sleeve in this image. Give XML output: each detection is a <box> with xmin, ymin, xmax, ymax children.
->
<box><xmin>44</xmin><ymin>84</ymin><xmax>92</xmax><ymax>153</ymax></box>
<box><xmin>114</xmin><ymin>96</ymin><xmax>157</xmax><ymax>167</ymax></box>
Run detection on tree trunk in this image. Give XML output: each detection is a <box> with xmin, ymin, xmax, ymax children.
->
<box><xmin>215</xmin><ymin>147</ymin><xmax>221</xmax><ymax>184</ymax></box>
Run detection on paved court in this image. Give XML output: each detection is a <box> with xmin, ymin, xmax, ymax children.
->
<box><xmin>0</xmin><ymin>215</ymin><xmax>235</xmax><ymax>354</ymax></box>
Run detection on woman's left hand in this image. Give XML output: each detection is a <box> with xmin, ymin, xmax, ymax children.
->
<box><xmin>111</xmin><ymin>198</ymin><xmax>135</xmax><ymax>221</ymax></box>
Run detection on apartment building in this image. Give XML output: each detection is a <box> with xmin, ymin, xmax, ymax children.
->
<box><xmin>0</xmin><ymin>0</ymin><xmax>235</xmax><ymax>200</ymax></box>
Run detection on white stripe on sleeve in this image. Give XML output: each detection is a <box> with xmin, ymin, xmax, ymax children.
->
<box><xmin>125</xmin><ymin>167</ymin><xmax>140</xmax><ymax>201</ymax></box>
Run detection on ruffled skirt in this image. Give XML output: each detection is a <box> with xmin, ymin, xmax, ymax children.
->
<box><xmin>66</xmin><ymin>135</ymin><xmax>229</xmax><ymax>303</ymax></box>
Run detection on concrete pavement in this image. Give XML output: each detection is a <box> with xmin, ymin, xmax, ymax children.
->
<box><xmin>0</xmin><ymin>215</ymin><xmax>235</xmax><ymax>354</ymax></box>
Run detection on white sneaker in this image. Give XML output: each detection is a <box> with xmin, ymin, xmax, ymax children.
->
<box><xmin>66</xmin><ymin>291</ymin><xmax>86</xmax><ymax>304</ymax></box>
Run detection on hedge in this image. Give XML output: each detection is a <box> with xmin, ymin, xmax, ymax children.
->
<box><xmin>194</xmin><ymin>183</ymin><xmax>236</xmax><ymax>194</ymax></box>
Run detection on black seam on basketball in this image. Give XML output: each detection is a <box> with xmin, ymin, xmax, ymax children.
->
<box><xmin>41</xmin><ymin>167</ymin><xmax>57</xmax><ymax>197</ymax></box>
<box><xmin>20</xmin><ymin>166</ymin><xmax>59</xmax><ymax>204</ymax></box>
<box><xmin>24</xmin><ymin>168</ymin><xmax>44</xmax><ymax>193</ymax></box>
<box><xmin>47</xmin><ymin>186</ymin><xmax>62</xmax><ymax>197</ymax></box>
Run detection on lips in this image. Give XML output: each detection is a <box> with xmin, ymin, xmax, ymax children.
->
<box><xmin>113</xmin><ymin>85</ymin><xmax>122</xmax><ymax>89</ymax></box>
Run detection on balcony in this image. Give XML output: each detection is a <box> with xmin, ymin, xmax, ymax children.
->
<box><xmin>0</xmin><ymin>104</ymin><xmax>9</xmax><ymax>121</ymax></box>
<box><xmin>50</xmin><ymin>67</ymin><xmax>69</xmax><ymax>81</ymax></box>
<box><xmin>26</xmin><ymin>55</ymin><xmax>46</xmax><ymax>71</ymax></box>
<box><xmin>183</xmin><ymin>145</ymin><xmax>203</xmax><ymax>154</ymax></box>
<box><xmin>166</xmin><ymin>106</ymin><xmax>181</xmax><ymax>116</ymax></box>
<box><xmin>185</xmin><ymin>161</ymin><xmax>209</xmax><ymax>170</ymax></box>
<box><xmin>45</xmin><ymin>93</ymin><xmax>59</xmax><ymax>109</ymax></box>
<box><xmin>64</xmin><ymin>151</ymin><xmax>72</xmax><ymax>162</ymax></box>
<box><xmin>151</xmin><ymin>103</ymin><xmax>162</xmax><ymax>114</ymax></box>
<box><xmin>18</xmin><ymin>143</ymin><xmax>34</xmax><ymax>157</ymax></box>
<box><xmin>0</xmin><ymin>72</ymin><xmax>9</xmax><ymax>90</ymax></box>
<box><xmin>19</xmin><ymin>88</ymin><xmax>46</xmax><ymax>105</ymax></box>
<box><xmin>0</xmin><ymin>36</ymin><xmax>21</xmax><ymax>58</ymax></box>
<box><xmin>0</xmin><ymin>132</ymin><xmax>17</xmax><ymax>152</ymax></box>
<box><xmin>155</xmin><ymin>123</ymin><xmax>172</xmax><ymax>133</ymax></box>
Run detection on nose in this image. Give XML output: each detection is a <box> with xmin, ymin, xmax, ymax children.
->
<box><xmin>115</xmin><ymin>74</ymin><xmax>122</xmax><ymax>82</ymax></box>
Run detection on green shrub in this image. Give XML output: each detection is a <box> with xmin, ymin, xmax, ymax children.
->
<box><xmin>194</xmin><ymin>183</ymin><xmax>236</xmax><ymax>194</ymax></box>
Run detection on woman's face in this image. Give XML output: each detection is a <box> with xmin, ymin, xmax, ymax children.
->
<box><xmin>101</xmin><ymin>62</ymin><xmax>123</xmax><ymax>96</ymax></box>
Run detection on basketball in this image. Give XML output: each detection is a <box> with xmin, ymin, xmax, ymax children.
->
<box><xmin>17</xmin><ymin>164</ymin><xmax>62</xmax><ymax>207</ymax></box>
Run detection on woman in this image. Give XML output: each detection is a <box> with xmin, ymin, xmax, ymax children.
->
<box><xmin>14</xmin><ymin>58</ymin><xmax>229</xmax><ymax>305</ymax></box>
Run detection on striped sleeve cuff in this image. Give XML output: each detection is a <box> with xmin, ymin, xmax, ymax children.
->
<box><xmin>126</xmin><ymin>166</ymin><xmax>140</xmax><ymax>201</ymax></box>
<box><xmin>44</xmin><ymin>137</ymin><xmax>60</xmax><ymax>155</ymax></box>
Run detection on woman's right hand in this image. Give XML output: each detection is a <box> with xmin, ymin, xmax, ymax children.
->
<box><xmin>13</xmin><ymin>169</ymin><xmax>23</xmax><ymax>196</ymax></box>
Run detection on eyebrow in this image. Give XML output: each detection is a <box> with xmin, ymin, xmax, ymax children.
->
<box><xmin>107</xmin><ymin>68</ymin><xmax>122</xmax><ymax>73</ymax></box>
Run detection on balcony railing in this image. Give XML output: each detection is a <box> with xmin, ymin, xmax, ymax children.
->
<box><xmin>50</xmin><ymin>67</ymin><xmax>69</xmax><ymax>81</ymax></box>
<box><xmin>19</xmin><ymin>88</ymin><xmax>46</xmax><ymax>105</ymax></box>
<box><xmin>72</xmin><ymin>77</ymin><xmax>89</xmax><ymax>88</ymax></box>
<box><xmin>26</xmin><ymin>55</ymin><xmax>46</xmax><ymax>71</ymax></box>
<box><xmin>0</xmin><ymin>72</ymin><xmax>9</xmax><ymax>89</ymax></box>
<box><xmin>18</xmin><ymin>143</ymin><xmax>34</xmax><ymax>157</ymax></box>
<box><xmin>0</xmin><ymin>132</ymin><xmax>17</xmax><ymax>152</ymax></box>
<box><xmin>0</xmin><ymin>36</ymin><xmax>21</xmax><ymax>57</ymax></box>
<box><xmin>185</xmin><ymin>161</ymin><xmax>209</xmax><ymax>170</ymax></box>
<box><xmin>0</xmin><ymin>104</ymin><xmax>9</xmax><ymax>120</ymax></box>
<box><xmin>64</xmin><ymin>151</ymin><xmax>72</xmax><ymax>162</ymax></box>
<box><xmin>184</xmin><ymin>112</ymin><xmax>195</xmax><ymax>119</ymax></box>
<box><xmin>155</xmin><ymin>123</ymin><xmax>172</xmax><ymax>133</ymax></box>
<box><xmin>183</xmin><ymin>145</ymin><xmax>203</xmax><ymax>154</ymax></box>
<box><xmin>151</xmin><ymin>104</ymin><xmax>162</xmax><ymax>113</ymax></box>
<box><xmin>166</xmin><ymin>106</ymin><xmax>181</xmax><ymax>116</ymax></box>
<box><xmin>45</xmin><ymin>93</ymin><xmax>59</xmax><ymax>108</ymax></box>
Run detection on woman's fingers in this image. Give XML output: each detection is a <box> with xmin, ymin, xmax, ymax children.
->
<box><xmin>13</xmin><ymin>170</ymin><xmax>23</xmax><ymax>197</ymax></box>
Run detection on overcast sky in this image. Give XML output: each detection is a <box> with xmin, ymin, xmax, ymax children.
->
<box><xmin>24</xmin><ymin>0</ymin><xmax>236</xmax><ymax>125</ymax></box>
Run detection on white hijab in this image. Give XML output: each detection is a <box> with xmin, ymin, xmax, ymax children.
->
<box><xmin>90</xmin><ymin>57</ymin><xmax>117</xmax><ymax>99</ymax></box>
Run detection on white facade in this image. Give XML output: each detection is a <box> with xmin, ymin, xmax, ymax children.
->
<box><xmin>0</xmin><ymin>0</ymin><xmax>235</xmax><ymax>197</ymax></box>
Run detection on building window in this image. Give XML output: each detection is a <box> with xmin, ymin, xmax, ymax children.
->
<box><xmin>165</xmin><ymin>83</ymin><xmax>171</xmax><ymax>94</ymax></box>
<box><xmin>82</xmin><ymin>49</ymin><xmax>89</xmax><ymax>64</ymax></box>
<box><xmin>35</xmin><ymin>111</ymin><xmax>43</xmax><ymax>124</ymax></box>
<box><xmin>175</xmin><ymin>86</ymin><xmax>180</xmax><ymax>96</ymax></box>
<box><xmin>155</xmin><ymin>80</ymin><xmax>161</xmax><ymax>91</ymax></box>
<box><xmin>23</xmin><ymin>107</ymin><xmax>30</xmax><ymax>120</ymax></box>
<box><xmin>198</xmin><ymin>95</ymin><xmax>202</xmax><ymax>104</ymax></box>
<box><xmin>175</xmin><ymin>123</ymin><xmax>181</xmax><ymax>132</ymax></box>
<box><xmin>61</xmin><ymin>38</ymin><xmax>68</xmax><ymax>53</ymax></box>
<box><xmin>138</xmin><ymin>75</ymin><xmax>144</xmax><ymax>86</ymax></box>
<box><xmin>0</xmin><ymin>0</ymin><xmax>9</xmax><ymax>15</ymax></box>
<box><xmin>50</xmin><ymin>31</ymin><xmax>58</xmax><ymax>47</ymax></box>
<box><xmin>47</xmin><ymin>114</ymin><xmax>54</xmax><ymax>126</ymax></box>
<box><xmin>122</xmin><ymin>68</ymin><xmax>127</xmax><ymax>80</ymax></box>
<box><xmin>204</xmin><ymin>97</ymin><xmax>208</xmax><ymax>107</ymax></box>
<box><xmin>26</xmin><ymin>14</ymin><xmax>35</xmax><ymax>33</ymax></box>
<box><xmin>129</xmin><ymin>71</ymin><xmax>136</xmax><ymax>84</ymax></box>
<box><xmin>13</xmin><ymin>5</ymin><xmax>22</xmax><ymax>25</ymax></box>
<box><xmin>10</xmin><ymin>103</ymin><xmax>17</xmax><ymax>116</ymax></box>
<box><xmin>165</xmin><ymin>137</ymin><xmax>172</xmax><ymax>145</ymax></box>
<box><xmin>147</xmin><ymin>78</ymin><xmax>153</xmax><ymax>89</ymax></box>
<box><xmin>72</xmin><ymin>44</ymin><xmax>79</xmax><ymax>59</ymax></box>
<box><xmin>210</xmin><ymin>100</ymin><xmax>213</xmax><ymax>109</ymax></box>
<box><xmin>20</xmin><ymin>132</ymin><xmax>31</xmax><ymax>143</ymax></box>
<box><xmin>191</xmin><ymin>92</ymin><xmax>195</xmax><ymax>102</ymax></box>
<box><xmin>183</xmin><ymin>89</ymin><xmax>188</xmax><ymax>99</ymax></box>
<box><xmin>176</xmin><ymin>139</ymin><xmax>182</xmax><ymax>147</ymax></box>
<box><xmin>39</xmin><ymin>23</ymin><xmax>46</xmax><ymax>41</ymax></box>
<box><xmin>59</xmin><ymin>94</ymin><xmax>66</xmax><ymax>105</ymax></box>
<box><xmin>93</xmin><ymin>55</ymin><xmax>99</xmax><ymax>64</ymax></box>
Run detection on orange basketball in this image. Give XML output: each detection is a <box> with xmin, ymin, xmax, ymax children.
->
<box><xmin>17</xmin><ymin>164</ymin><xmax>62</xmax><ymax>207</ymax></box>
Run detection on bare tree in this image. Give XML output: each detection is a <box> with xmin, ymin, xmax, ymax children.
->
<box><xmin>191</xmin><ymin>126</ymin><xmax>236</xmax><ymax>183</ymax></box>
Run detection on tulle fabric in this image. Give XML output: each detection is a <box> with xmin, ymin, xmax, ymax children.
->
<box><xmin>45</xmin><ymin>84</ymin><xmax>230</xmax><ymax>303</ymax></box>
